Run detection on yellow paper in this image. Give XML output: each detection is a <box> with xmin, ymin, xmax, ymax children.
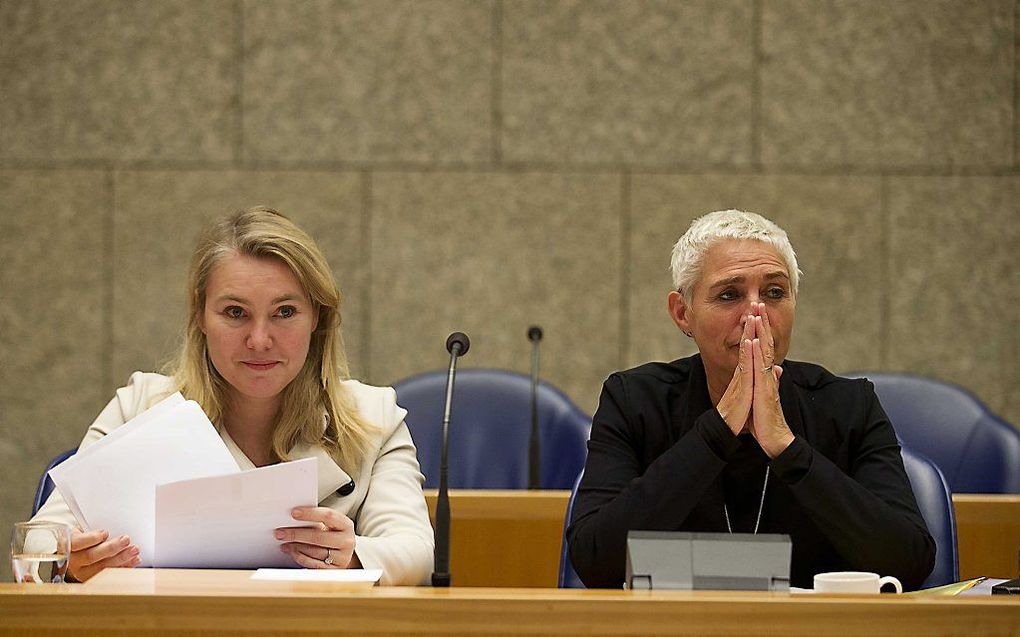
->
<box><xmin>905</xmin><ymin>577</ymin><xmax>986</xmax><ymax>596</ymax></box>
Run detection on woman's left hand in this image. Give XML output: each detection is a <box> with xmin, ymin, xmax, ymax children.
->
<box><xmin>749</xmin><ymin>303</ymin><xmax>795</xmax><ymax>459</ymax></box>
<box><xmin>276</xmin><ymin>507</ymin><xmax>362</xmax><ymax>569</ymax></box>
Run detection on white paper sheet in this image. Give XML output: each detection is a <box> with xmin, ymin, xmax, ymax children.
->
<box><xmin>251</xmin><ymin>568</ymin><xmax>382</xmax><ymax>584</ymax></box>
<box><xmin>49</xmin><ymin>392</ymin><xmax>187</xmax><ymax>528</ymax></box>
<box><xmin>48</xmin><ymin>400</ymin><xmax>239</xmax><ymax>565</ymax></box>
<box><xmin>154</xmin><ymin>457</ymin><xmax>318</xmax><ymax>568</ymax></box>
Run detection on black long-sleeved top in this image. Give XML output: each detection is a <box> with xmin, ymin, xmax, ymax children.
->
<box><xmin>567</xmin><ymin>355</ymin><xmax>935</xmax><ymax>590</ymax></box>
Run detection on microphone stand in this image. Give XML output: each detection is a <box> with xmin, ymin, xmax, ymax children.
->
<box><xmin>433</xmin><ymin>331</ymin><xmax>469</xmax><ymax>588</ymax></box>
<box><xmin>527</xmin><ymin>326</ymin><xmax>543</xmax><ymax>490</ymax></box>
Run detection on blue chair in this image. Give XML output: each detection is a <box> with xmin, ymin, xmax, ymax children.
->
<box><xmin>558</xmin><ymin>470</ymin><xmax>584</xmax><ymax>588</ymax></box>
<box><xmin>558</xmin><ymin>450</ymin><xmax>957</xmax><ymax>589</ymax></box>
<box><xmin>900</xmin><ymin>445</ymin><xmax>959</xmax><ymax>588</ymax></box>
<box><xmin>32</xmin><ymin>448</ymin><xmax>76</xmax><ymax>516</ymax></box>
<box><xmin>393</xmin><ymin>369</ymin><xmax>591</xmax><ymax>489</ymax></box>
<box><xmin>849</xmin><ymin>372</ymin><xmax>1020</xmax><ymax>493</ymax></box>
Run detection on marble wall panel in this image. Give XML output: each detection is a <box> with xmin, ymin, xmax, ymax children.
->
<box><xmin>761</xmin><ymin>0</ymin><xmax>1013</xmax><ymax>168</ymax></box>
<box><xmin>887</xmin><ymin>176</ymin><xmax>1019</xmax><ymax>426</ymax></box>
<box><xmin>0</xmin><ymin>170</ymin><xmax>109</xmax><ymax>581</ymax></box>
<box><xmin>0</xmin><ymin>0</ymin><xmax>236</xmax><ymax>161</ymax></box>
<box><xmin>112</xmin><ymin>171</ymin><xmax>366</xmax><ymax>385</ymax></box>
<box><xmin>628</xmin><ymin>175</ymin><xmax>883</xmax><ymax>375</ymax></box>
<box><xmin>370</xmin><ymin>172</ymin><xmax>622</xmax><ymax>413</ymax></box>
<box><xmin>502</xmin><ymin>0</ymin><xmax>753</xmax><ymax>165</ymax></box>
<box><xmin>243</xmin><ymin>0</ymin><xmax>492</xmax><ymax>163</ymax></box>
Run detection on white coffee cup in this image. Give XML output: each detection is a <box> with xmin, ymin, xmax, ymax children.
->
<box><xmin>813</xmin><ymin>571</ymin><xmax>902</xmax><ymax>594</ymax></box>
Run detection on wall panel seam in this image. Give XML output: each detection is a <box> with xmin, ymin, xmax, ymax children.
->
<box><xmin>361</xmin><ymin>170</ymin><xmax>373</xmax><ymax>382</ymax></box>
<box><xmin>104</xmin><ymin>169</ymin><xmax>117</xmax><ymax>397</ymax></box>
<box><xmin>751</xmin><ymin>0</ymin><xmax>763</xmax><ymax>170</ymax></box>
<box><xmin>235</xmin><ymin>0</ymin><xmax>245</xmax><ymax>164</ymax></box>
<box><xmin>619</xmin><ymin>171</ymin><xmax>631</xmax><ymax>369</ymax></box>
<box><xmin>879</xmin><ymin>174</ymin><xmax>890</xmax><ymax>369</ymax></box>
<box><xmin>1013</xmin><ymin>0</ymin><xmax>1018</xmax><ymax>167</ymax></box>
<box><xmin>491</xmin><ymin>0</ymin><xmax>503</xmax><ymax>165</ymax></box>
<box><xmin>3</xmin><ymin>159</ymin><xmax>1019</xmax><ymax>178</ymax></box>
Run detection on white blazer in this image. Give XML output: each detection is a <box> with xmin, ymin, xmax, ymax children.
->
<box><xmin>33</xmin><ymin>372</ymin><xmax>435</xmax><ymax>586</ymax></box>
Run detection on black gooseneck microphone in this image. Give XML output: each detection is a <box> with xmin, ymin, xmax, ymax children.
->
<box><xmin>527</xmin><ymin>326</ymin><xmax>543</xmax><ymax>490</ymax></box>
<box><xmin>432</xmin><ymin>331</ymin><xmax>470</xmax><ymax>588</ymax></box>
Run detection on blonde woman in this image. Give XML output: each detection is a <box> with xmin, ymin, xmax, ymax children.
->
<box><xmin>32</xmin><ymin>206</ymin><xmax>434</xmax><ymax>584</ymax></box>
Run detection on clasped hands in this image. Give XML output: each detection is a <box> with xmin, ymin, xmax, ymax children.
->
<box><xmin>716</xmin><ymin>302</ymin><xmax>795</xmax><ymax>459</ymax></box>
<box><xmin>67</xmin><ymin>506</ymin><xmax>358</xmax><ymax>582</ymax></box>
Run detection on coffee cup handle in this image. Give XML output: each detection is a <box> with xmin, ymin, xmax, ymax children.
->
<box><xmin>879</xmin><ymin>576</ymin><xmax>902</xmax><ymax>594</ymax></box>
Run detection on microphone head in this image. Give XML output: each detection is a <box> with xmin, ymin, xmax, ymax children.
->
<box><xmin>527</xmin><ymin>325</ymin><xmax>544</xmax><ymax>342</ymax></box>
<box><xmin>445</xmin><ymin>331</ymin><xmax>471</xmax><ymax>356</ymax></box>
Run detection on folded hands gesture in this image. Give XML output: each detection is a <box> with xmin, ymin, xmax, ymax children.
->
<box><xmin>716</xmin><ymin>302</ymin><xmax>795</xmax><ymax>458</ymax></box>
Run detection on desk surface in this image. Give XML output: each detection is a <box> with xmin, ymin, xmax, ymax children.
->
<box><xmin>1</xmin><ymin>569</ymin><xmax>1017</xmax><ymax>637</ymax></box>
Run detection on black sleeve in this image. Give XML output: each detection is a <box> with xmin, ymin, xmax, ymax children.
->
<box><xmin>566</xmin><ymin>373</ymin><xmax>740</xmax><ymax>588</ymax></box>
<box><xmin>770</xmin><ymin>382</ymin><xmax>936</xmax><ymax>590</ymax></box>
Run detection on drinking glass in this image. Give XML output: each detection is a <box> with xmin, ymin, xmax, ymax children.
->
<box><xmin>10</xmin><ymin>521</ymin><xmax>71</xmax><ymax>584</ymax></box>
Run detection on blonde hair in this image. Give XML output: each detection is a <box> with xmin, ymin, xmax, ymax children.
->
<box><xmin>169</xmin><ymin>206</ymin><xmax>374</xmax><ymax>471</ymax></box>
<box><xmin>670</xmin><ymin>209</ymin><xmax>801</xmax><ymax>304</ymax></box>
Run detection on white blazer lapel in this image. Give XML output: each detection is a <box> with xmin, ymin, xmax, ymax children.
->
<box><xmin>290</xmin><ymin>443</ymin><xmax>353</xmax><ymax>504</ymax></box>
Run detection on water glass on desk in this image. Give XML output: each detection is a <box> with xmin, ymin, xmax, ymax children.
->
<box><xmin>10</xmin><ymin>521</ymin><xmax>71</xmax><ymax>583</ymax></box>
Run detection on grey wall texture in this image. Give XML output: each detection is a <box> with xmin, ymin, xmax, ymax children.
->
<box><xmin>1</xmin><ymin>0</ymin><xmax>1017</xmax><ymax>581</ymax></box>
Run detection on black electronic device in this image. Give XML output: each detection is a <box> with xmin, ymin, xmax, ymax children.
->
<box><xmin>991</xmin><ymin>578</ymin><xmax>1020</xmax><ymax>594</ymax></box>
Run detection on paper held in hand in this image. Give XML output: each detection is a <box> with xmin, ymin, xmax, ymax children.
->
<box><xmin>47</xmin><ymin>393</ymin><xmax>318</xmax><ymax>568</ymax></box>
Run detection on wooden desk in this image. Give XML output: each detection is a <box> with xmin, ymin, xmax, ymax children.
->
<box><xmin>954</xmin><ymin>494</ymin><xmax>1020</xmax><ymax>579</ymax></box>
<box><xmin>425</xmin><ymin>490</ymin><xmax>568</xmax><ymax>587</ymax></box>
<box><xmin>0</xmin><ymin>569</ymin><xmax>1016</xmax><ymax>637</ymax></box>
<box><xmin>427</xmin><ymin>491</ymin><xmax>1020</xmax><ymax>587</ymax></box>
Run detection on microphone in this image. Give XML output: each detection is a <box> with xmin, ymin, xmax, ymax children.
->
<box><xmin>433</xmin><ymin>331</ymin><xmax>470</xmax><ymax>587</ymax></box>
<box><xmin>446</xmin><ymin>331</ymin><xmax>471</xmax><ymax>357</ymax></box>
<box><xmin>527</xmin><ymin>326</ymin><xmax>543</xmax><ymax>490</ymax></box>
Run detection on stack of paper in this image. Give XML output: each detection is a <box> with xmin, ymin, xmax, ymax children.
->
<box><xmin>49</xmin><ymin>394</ymin><xmax>318</xmax><ymax>568</ymax></box>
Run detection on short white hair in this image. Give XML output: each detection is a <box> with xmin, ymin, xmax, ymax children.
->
<box><xmin>670</xmin><ymin>209</ymin><xmax>801</xmax><ymax>303</ymax></box>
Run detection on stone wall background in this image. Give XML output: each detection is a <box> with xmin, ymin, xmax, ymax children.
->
<box><xmin>2</xmin><ymin>0</ymin><xmax>1017</xmax><ymax>580</ymax></box>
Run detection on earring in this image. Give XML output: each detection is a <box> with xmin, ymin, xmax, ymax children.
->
<box><xmin>683</xmin><ymin>331</ymin><xmax>693</xmax><ymax>338</ymax></box>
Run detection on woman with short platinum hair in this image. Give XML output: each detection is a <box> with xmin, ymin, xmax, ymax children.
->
<box><xmin>568</xmin><ymin>209</ymin><xmax>935</xmax><ymax>590</ymax></box>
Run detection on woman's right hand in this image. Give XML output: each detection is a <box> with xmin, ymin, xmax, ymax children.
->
<box><xmin>68</xmin><ymin>529</ymin><xmax>140</xmax><ymax>582</ymax></box>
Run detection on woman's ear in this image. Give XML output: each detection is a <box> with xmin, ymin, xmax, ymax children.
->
<box><xmin>667</xmin><ymin>290</ymin><xmax>693</xmax><ymax>337</ymax></box>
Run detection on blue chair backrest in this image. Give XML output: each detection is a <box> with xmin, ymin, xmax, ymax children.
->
<box><xmin>393</xmin><ymin>369</ymin><xmax>591</xmax><ymax>489</ymax></box>
<box><xmin>558</xmin><ymin>470</ymin><xmax>584</xmax><ymax>588</ymax></box>
<box><xmin>900</xmin><ymin>446</ymin><xmax>959</xmax><ymax>588</ymax></box>
<box><xmin>558</xmin><ymin>451</ymin><xmax>957</xmax><ymax>589</ymax></box>
<box><xmin>32</xmin><ymin>448</ymin><xmax>76</xmax><ymax>516</ymax></box>
<box><xmin>849</xmin><ymin>372</ymin><xmax>1020</xmax><ymax>493</ymax></box>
